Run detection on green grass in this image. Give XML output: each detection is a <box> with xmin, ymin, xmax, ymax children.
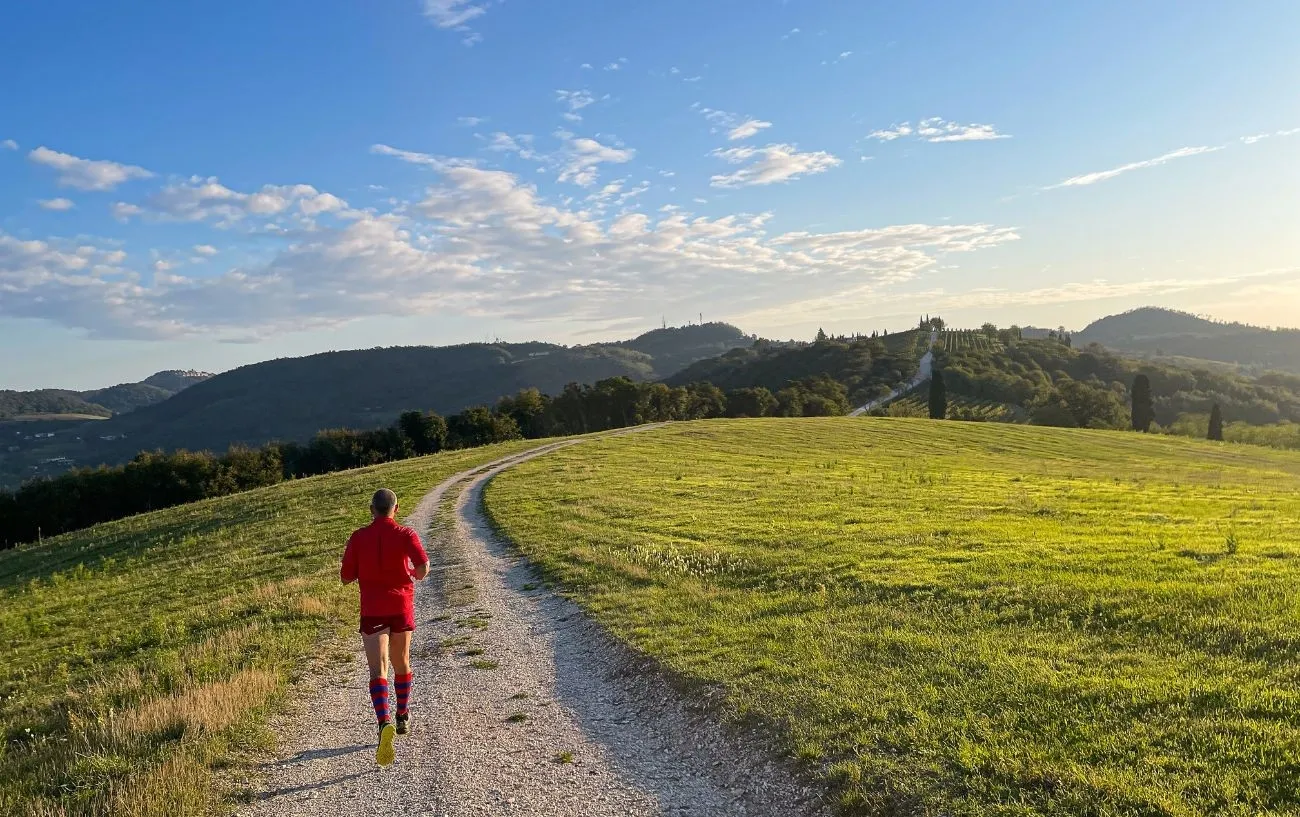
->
<box><xmin>485</xmin><ymin>418</ymin><xmax>1300</xmax><ymax>815</ymax></box>
<box><xmin>1166</xmin><ymin>414</ymin><xmax>1300</xmax><ymax>451</ymax></box>
<box><xmin>0</xmin><ymin>438</ymin><xmax>548</xmax><ymax>817</ymax></box>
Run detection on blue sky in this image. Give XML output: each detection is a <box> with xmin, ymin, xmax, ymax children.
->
<box><xmin>2</xmin><ymin>0</ymin><xmax>1298</xmax><ymax>389</ymax></box>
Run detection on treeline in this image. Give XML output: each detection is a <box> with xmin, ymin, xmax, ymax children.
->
<box><xmin>0</xmin><ymin>375</ymin><xmax>848</xmax><ymax>548</ymax></box>
<box><xmin>935</xmin><ymin>335</ymin><xmax>1300</xmax><ymax>430</ymax></box>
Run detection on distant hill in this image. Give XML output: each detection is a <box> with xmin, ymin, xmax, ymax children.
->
<box><xmin>667</xmin><ymin>330</ymin><xmax>926</xmax><ymax>404</ymax></box>
<box><xmin>79</xmin><ymin>325</ymin><xmax>749</xmax><ymax>461</ymax></box>
<box><xmin>615</xmin><ymin>322</ymin><xmax>756</xmax><ymax>378</ymax></box>
<box><xmin>0</xmin><ymin>390</ymin><xmax>110</xmax><ymax>421</ymax></box>
<box><xmin>1078</xmin><ymin>308</ymin><xmax>1300</xmax><ymax>373</ymax></box>
<box><xmin>141</xmin><ymin>370</ymin><xmax>214</xmax><ymax>393</ymax></box>
<box><xmin>0</xmin><ymin>370</ymin><xmax>213</xmax><ymax>421</ymax></box>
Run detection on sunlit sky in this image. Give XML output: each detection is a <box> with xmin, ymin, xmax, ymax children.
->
<box><xmin>2</xmin><ymin>1</ymin><xmax>1298</xmax><ymax>389</ymax></box>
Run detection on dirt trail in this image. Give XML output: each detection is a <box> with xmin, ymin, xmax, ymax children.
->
<box><xmin>239</xmin><ymin>435</ymin><xmax>827</xmax><ymax>816</ymax></box>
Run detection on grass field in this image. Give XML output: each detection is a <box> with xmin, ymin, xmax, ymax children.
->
<box><xmin>0</xmin><ymin>439</ymin><xmax>547</xmax><ymax>817</ymax></box>
<box><xmin>485</xmin><ymin>419</ymin><xmax>1300</xmax><ymax>815</ymax></box>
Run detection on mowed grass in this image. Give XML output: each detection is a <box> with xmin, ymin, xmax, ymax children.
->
<box><xmin>0</xmin><ymin>439</ymin><xmax>546</xmax><ymax>817</ymax></box>
<box><xmin>485</xmin><ymin>419</ymin><xmax>1300</xmax><ymax>815</ymax></box>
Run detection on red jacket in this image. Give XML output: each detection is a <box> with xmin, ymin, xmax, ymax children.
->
<box><xmin>341</xmin><ymin>517</ymin><xmax>429</xmax><ymax>616</ymax></box>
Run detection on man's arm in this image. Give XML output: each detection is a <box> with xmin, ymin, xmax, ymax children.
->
<box><xmin>407</xmin><ymin>529</ymin><xmax>430</xmax><ymax>581</ymax></box>
<box><xmin>340</xmin><ymin>534</ymin><xmax>358</xmax><ymax>585</ymax></box>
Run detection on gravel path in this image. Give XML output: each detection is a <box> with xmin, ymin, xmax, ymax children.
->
<box><xmin>238</xmin><ymin>437</ymin><xmax>828</xmax><ymax>816</ymax></box>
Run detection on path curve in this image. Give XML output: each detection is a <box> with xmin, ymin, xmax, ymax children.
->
<box><xmin>849</xmin><ymin>328</ymin><xmax>938</xmax><ymax>416</ymax></box>
<box><xmin>239</xmin><ymin>434</ymin><xmax>828</xmax><ymax>816</ymax></box>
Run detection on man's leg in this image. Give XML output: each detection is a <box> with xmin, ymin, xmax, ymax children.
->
<box><xmin>390</xmin><ymin>631</ymin><xmax>414</xmax><ymax>733</ymax></box>
<box><xmin>362</xmin><ymin>631</ymin><xmax>392</xmax><ymax>723</ymax></box>
<box><xmin>363</xmin><ymin>629</ymin><xmax>397</xmax><ymax>766</ymax></box>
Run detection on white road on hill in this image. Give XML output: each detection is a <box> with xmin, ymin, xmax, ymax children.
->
<box><xmin>237</xmin><ymin>432</ymin><xmax>828</xmax><ymax>816</ymax></box>
<box><xmin>849</xmin><ymin>329</ymin><xmax>938</xmax><ymax>416</ymax></box>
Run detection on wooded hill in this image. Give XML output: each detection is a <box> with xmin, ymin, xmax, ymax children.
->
<box><xmin>16</xmin><ymin>325</ymin><xmax>749</xmax><ymax>473</ymax></box>
<box><xmin>0</xmin><ymin>370</ymin><xmax>211</xmax><ymax>420</ymax></box>
<box><xmin>1078</xmin><ymin>307</ymin><xmax>1300</xmax><ymax>374</ymax></box>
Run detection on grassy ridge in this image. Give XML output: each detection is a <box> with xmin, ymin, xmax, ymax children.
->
<box><xmin>485</xmin><ymin>419</ymin><xmax>1300</xmax><ymax>815</ymax></box>
<box><xmin>0</xmin><ymin>439</ymin><xmax>546</xmax><ymax>817</ymax></box>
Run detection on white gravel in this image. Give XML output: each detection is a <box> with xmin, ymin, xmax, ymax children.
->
<box><xmin>238</xmin><ymin>438</ymin><xmax>829</xmax><ymax>816</ymax></box>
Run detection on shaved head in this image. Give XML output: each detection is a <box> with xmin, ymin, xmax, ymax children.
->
<box><xmin>371</xmin><ymin>488</ymin><xmax>398</xmax><ymax>517</ymax></box>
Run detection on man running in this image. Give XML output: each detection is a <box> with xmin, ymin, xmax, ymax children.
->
<box><xmin>340</xmin><ymin>488</ymin><xmax>429</xmax><ymax>766</ymax></box>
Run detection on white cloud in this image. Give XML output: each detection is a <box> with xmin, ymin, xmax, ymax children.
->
<box><xmin>124</xmin><ymin>177</ymin><xmax>350</xmax><ymax>224</ymax></box>
<box><xmin>457</xmin><ymin>116</ymin><xmax>486</xmax><ymax>127</ymax></box>
<box><xmin>603</xmin><ymin>58</ymin><xmax>628</xmax><ymax>71</ymax></box>
<box><xmin>29</xmin><ymin>146</ymin><xmax>154</xmax><ymax>191</ymax></box>
<box><xmin>694</xmin><ymin>105</ymin><xmax>773</xmax><ymax>141</ymax></box>
<box><xmin>728</xmin><ymin>119</ymin><xmax>772</xmax><ymax>141</ymax></box>
<box><xmin>39</xmin><ymin>198</ymin><xmax>76</xmax><ymax>211</ymax></box>
<box><xmin>710</xmin><ymin>143</ymin><xmax>841</xmax><ymax>187</ymax></box>
<box><xmin>370</xmin><ymin>143</ymin><xmax>467</xmax><ymax>170</ymax></box>
<box><xmin>111</xmin><ymin>202</ymin><xmax>143</xmax><ymax>221</ymax></box>
<box><xmin>561</xmin><ymin>112</ymin><xmax>584</xmax><ymax>123</ymax></box>
<box><xmin>485</xmin><ymin>132</ymin><xmax>540</xmax><ymax>161</ymax></box>
<box><xmin>421</xmin><ymin>0</ymin><xmax>485</xmax><ymax>28</ymax></box>
<box><xmin>869</xmin><ymin>117</ymin><xmax>1009</xmax><ymax>143</ymax></box>
<box><xmin>193</xmin><ymin>244</ymin><xmax>219</xmax><ymax>256</ymax></box>
<box><xmin>556</xmin><ymin>89</ymin><xmax>595</xmax><ymax>113</ymax></box>
<box><xmin>1048</xmin><ymin>145</ymin><xmax>1221</xmax><ymax>189</ymax></box>
<box><xmin>0</xmin><ymin>156</ymin><xmax>1020</xmax><ymax>340</ymax></box>
<box><xmin>580</xmin><ymin>63</ymin><xmax>592</xmax><ymax>70</ymax></box>
<box><xmin>1</xmin><ymin>139</ymin><xmax>17</xmax><ymax>150</ymax></box>
<box><xmin>462</xmin><ymin>32</ymin><xmax>483</xmax><ymax>47</ymax></box>
<box><xmin>557</xmin><ymin>136</ymin><xmax>634</xmax><ymax>187</ymax></box>
<box><xmin>782</xmin><ymin>28</ymin><xmax>800</xmax><ymax>39</ymax></box>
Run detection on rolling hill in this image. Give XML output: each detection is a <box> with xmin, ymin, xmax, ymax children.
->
<box><xmin>0</xmin><ymin>370</ymin><xmax>212</xmax><ymax>421</ymax></box>
<box><xmin>1078</xmin><ymin>307</ymin><xmax>1300</xmax><ymax>373</ymax></box>
<box><xmin>83</xmin><ymin>324</ymin><xmax>749</xmax><ymax>462</ymax></box>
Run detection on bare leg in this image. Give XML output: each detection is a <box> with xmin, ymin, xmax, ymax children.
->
<box><xmin>363</xmin><ymin>631</ymin><xmax>390</xmax><ymax>679</ymax></box>
<box><xmin>389</xmin><ymin>631</ymin><xmax>412</xmax><ymax>677</ymax></box>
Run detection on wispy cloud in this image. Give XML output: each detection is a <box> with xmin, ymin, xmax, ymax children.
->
<box><xmin>193</xmin><ymin>244</ymin><xmax>219</xmax><ymax>256</ymax></box>
<box><xmin>557</xmin><ymin>136</ymin><xmax>634</xmax><ymax>187</ymax></box>
<box><xmin>421</xmin><ymin>0</ymin><xmax>486</xmax><ymax>28</ymax></box>
<box><xmin>421</xmin><ymin>0</ymin><xmax>490</xmax><ymax>45</ymax></box>
<box><xmin>693</xmin><ymin>104</ymin><xmax>773</xmax><ymax>141</ymax></box>
<box><xmin>456</xmin><ymin>116</ymin><xmax>486</xmax><ymax>127</ymax></box>
<box><xmin>1</xmin><ymin>159</ymin><xmax>1015</xmax><ymax>340</ymax></box>
<box><xmin>556</xmin><ymin>89</ymin><xmax>595</xmax><ymax>112</ymax></box>
<box><xmin>38</xmin><ymin>198</ymin><xmax>75</xmax><ymax>211</ymax></box>
<box><xmin>1047</xmin><ymin>145</ymin><xmax>1221</xmax><ymax>189</ymax></box>
<box><xmin>869</xmin><ymin>117</ymin><xmax>1010</xmax><ymax>143</ymax></box>
<box><xmin>29</xmin><ymin>147</ymin><xmax>154</xmax><ymax>191</ymax></box>
<box><xmin>603</xmin><ymin>58</ymin><xmax>628</xmax><ymax>71</ymax></box>
<box><xmin>781</xmin><ymin>28</ymin><xmax>800</xmax><ymax>40</ymax></box>
<box><xmin>728</xmin><ymin>119</ymin><xmax>773</xmax><ymax>141</ymax></box>
<box><xmin>1</xmin><ymin>139</ymin><xmax>17</xmax><ymax>151</ymax></box>
<box><xmin>710</xmin><ymin>144</ymin><xmax>841</xmax><ymax>187</ymax></box>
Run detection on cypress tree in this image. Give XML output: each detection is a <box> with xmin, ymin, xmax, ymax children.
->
<box><xmin>1208</xmin><ymin>403</ymin><xmax>1224</xmax><ymax>441</ymax></box>
<box><xmin>1130</xmin><ymin>374</ymin><xmax>1155</xmax><ymax>432</ymax></box>
<box><xmin>928</xmin><ymin>370</ymin><xmax>947</xmax><ymax>420</ymax></box>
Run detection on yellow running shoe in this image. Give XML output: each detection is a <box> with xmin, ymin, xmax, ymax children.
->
<box><xmin>376</xmin><ymin>722</ymin><xmax>396</xmax><ymax>767</ymax></box>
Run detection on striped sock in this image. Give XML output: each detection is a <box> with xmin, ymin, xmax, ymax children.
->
<box><xmin>394</xmin><ymin>673</ymin><xmax>413</xmax><ymax>717</ymax></box>
<box><xmin>369</xmin><ymin>678</ymin><xmax>390</xmax><ymax>724</ymax></box>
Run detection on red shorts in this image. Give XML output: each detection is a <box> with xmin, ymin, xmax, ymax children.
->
<box><xmin>359</xmin><ymin>613</ymin><xmax>415</xmax><ymax>635</ymax></box>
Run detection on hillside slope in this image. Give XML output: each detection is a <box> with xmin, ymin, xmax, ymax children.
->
<box><xmin>1079</xmin><ymin>307</ymin><xmax>1300</xmax><ymax>373</ymax></box>
<box><xmin>0</xmin><ymin>439</ymin><xmax>548</xmax><ymax>816</ymax></box>
<box><xmin>0</xmin><ymin>370</ymin><xmax>212</xmax><ymax>421</ymax></box>
<box><xmin>89</xmin><ymin>325</ymin><xmax>747</xmax><ymax>460</ymax></box>
<box><xmin>487</xmin><ymin>418</ymin><xmax>1300</xmax><ymax>815</ymax></box>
